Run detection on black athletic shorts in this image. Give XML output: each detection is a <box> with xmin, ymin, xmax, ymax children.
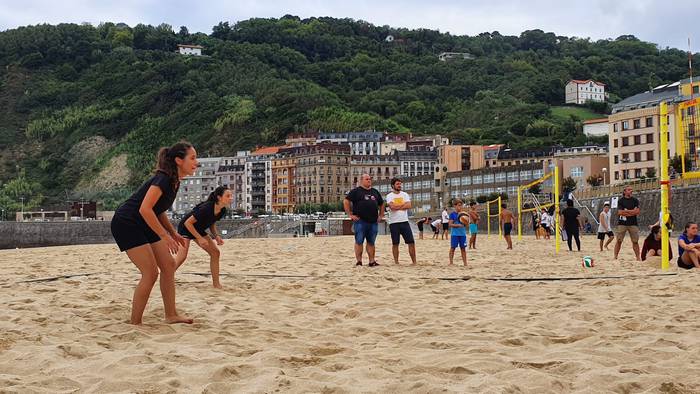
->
<box><xmin>111</xmin><ymin>216</ymin><xmax>161</xmax><ymax>252</ymax></box>
<box><xmin>417</xmin><ymin>223</ymin><xmax>424</xmax><ymax>232</ymax></box>
<box><xmin>442</xmin><ymin>222</ymin><xmax>449</xmax><ymax>231</ymax></box>
<box><xmin>597</xmin><ymin>231</ymin><xmax>614</xmax><ymax>240</ymax></box>
<box><xmin>390</xmin><ymin>221</ymin><xmax>415</xmax><ymax>245</ymax></box>
<box><xmin>678</xmin><ymin>256</ymin><xmax>695</xmax><ymax>270</ymax></box>
<box><xmin>503</xmin><ymin>223</ymin><xmax>513</xmax><ymax>236</ymax></box>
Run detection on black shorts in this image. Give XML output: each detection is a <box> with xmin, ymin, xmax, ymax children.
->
<box><xmin>111</xmin><ymin>216</ymin><xmax>161</xmax><ymax>252</ymax></box>
<box><xmin>678</xmin><ymin>256</ymin><xmax>695</xmax><ymax>269</ymax></box>
<box><xmin>503</xmin><ymin>223</ymin><xmax>513</xmax><ymax>236</ymax></box>
<box><xmin>390</xmin><ymin>222</ymin><xmax>415</xmax><ymax>245</ymax></box>
<box><xmin>417</xmin><ymin>223</ymin><xmax>424</xmax><ymax>232</ymax></box>
<box><xmin>430</xmin><ymin>224</ymin><xmax>439</xmax><ymax>234</ymax></box>
<box><xmin>597</xmin><ymin>231</ymin><xmax>614</xmax><ymax>240</ymax></box>
<box><xmin>442</xmin><ymin>222</ymin><xmax>449</xmax><ymax>231</ymax></box>
<box><xmin>177</xmin><ymin>222</ymin><xmax>208</xmax><ymax>240</ymax></box>
<box><xmin>541</xmin><ymin>224</ymin><xmax>550</xmax><ymax>233</ymax></box>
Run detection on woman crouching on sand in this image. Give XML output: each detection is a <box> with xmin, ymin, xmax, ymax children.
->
<box><xmin>110</xmin><ymin>142</ymin><xmax>197</xmax><ymax>325</ymax></box>
<box><xmin>174</xmin><ymin>186</ymin><xmax>232</xmax><ymax>288</ymax></box>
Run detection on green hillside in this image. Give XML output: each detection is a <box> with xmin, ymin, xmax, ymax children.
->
<box><xmin>0</xmin><ymin>17</ymin><xmax>694</xmax><ymax>211</ymax></box>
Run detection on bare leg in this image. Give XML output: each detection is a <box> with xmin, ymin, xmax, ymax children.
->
<box><xmin>599</xmin><ymin>239</ymin><xmax>604</xmax><ymax>252</ymax></box>
<box><xmin>354</xmin><ymin>243</ymin><xmax>363</xmax><ymax>264</ymax></box>
<box><xmin>150</xmin><ymin>241</ymin><xmax>193</xmax><ymax>324</ymax></box>
<box><xmin>392</xmin><ymin>244</ymin><xmax>400</xmax><ymax>264</ymax></box>
<box><xmin>408</xmin><ymin>243</ymin><xmax>417</xmax><ymax>265</ymax></box>
<box><xmin>505</xmin><ymin>235</ymin><xmax>513</xmax><ymax>250</ymax></box>
<box><xmin>648</xmin><ymin>249</ymin><xmax>658</xmax><ymax>257</ymax></box>
<box><xmin>460</xmin><ymin>247</ymin><xmax>467</xmax><ymax>266</ymax></box>
<box><xmin>632</xmin><ymin>242</ymin><xmax>641</xmax><ymax>261</ymax></box>
<box><xmin>614</xmin><ymin>239</ymin><xmax>623</xmax><ymax>259</ymax></box>
<box><xmin>448</xmin><ymin>248</ymin><xmax>455</xmax><ymax>265</ymax></box>
<box><xmin>366</xmin><ymin>243</ymin><xmax>376</xmax><ymax>263</ymax></box>
<box><xmin>174</xmin><ymin>239</ymin><xmax>191</xmax><ymax>270</ymax></box>
<box><xmin>681</xmin><ymin>250</ymin><xmax>700</xmax><ymax>268</ymax></box>
<box><xmin>202</xmin><ymin>237</ymin><xmax>222</xmax><ymax>288</ymax></box>
<box><xmin>605</xmin><ymin>236</ymin><xmax>615</xmax><ymax>250</ymax></box>
<box><xmin>125</xmin><ymin>245</ymin><xmax>160</xmax><ymax>325</ymax></box>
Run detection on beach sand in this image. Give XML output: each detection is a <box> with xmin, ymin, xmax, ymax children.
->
<box><xmin>1</xmin><ymin>234</ymin><xmax>699</xmax><ymax>393</ymax></box>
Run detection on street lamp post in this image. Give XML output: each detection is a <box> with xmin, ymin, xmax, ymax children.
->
<box><xmin>602</xmin><ymin>167</ymin><xmax>608</xmax><ymax>186</ymax></box>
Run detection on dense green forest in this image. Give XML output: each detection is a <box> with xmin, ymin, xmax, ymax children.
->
<box><xmin>0</xmin><ymin>16</ymin><xmax>695</xmax><ymax>211</ymax></box>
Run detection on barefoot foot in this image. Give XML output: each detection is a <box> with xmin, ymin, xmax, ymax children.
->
<box><xmin>166</xmin><ymin>315</ymin><xmax>194</xmax><ymax>324</ymax></box>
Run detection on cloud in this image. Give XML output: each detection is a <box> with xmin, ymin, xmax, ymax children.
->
<box><xmin>0</xmin><ymin>0</ymin><xmax>697</xmax><ymax>50</ymax></box>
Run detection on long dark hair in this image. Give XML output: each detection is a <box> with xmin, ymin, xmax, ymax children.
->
<box><xmin>646</xmin><ymin>225</ymin><xmax>661</xmax><ymax>242</ymax></box>
<box><xmin>156</xmin><ymin>141</ymin><xmax>193</xmax><ymax>188</ymax></box>
<box><xmin>195</xmin><ymin>185</ymin><xmax>229</xmax><ymax>216</ymax></box>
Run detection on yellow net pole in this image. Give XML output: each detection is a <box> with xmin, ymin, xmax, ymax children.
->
<box><xmin>660</xmin><ymin>102</ymin><xmax>670</xmax><ymax>271</ymax></box>
<box><xmin>486</xmin><ymin>200</ymin><xmax>491</xmax><ymax>238</ymax></box>
<box><xmin>554</xmin><ymin>166</ymin><xmax>560</xmax><ymax>254</ymax></box>
<box><xmin>517</xmin><ymin>186</ymin><xmax>523</xmax><ymax>241</ymax></box>
<box><xmin>498</xmin><ymin>196</ymin><xmax>502</xmax><ymax>239</ymax></box>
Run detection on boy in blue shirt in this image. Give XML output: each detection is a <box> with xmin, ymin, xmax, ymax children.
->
<box><xmin>448</xmin><ymin>199</ymin><xmax>468</xmax><ymax>266</ymax></box>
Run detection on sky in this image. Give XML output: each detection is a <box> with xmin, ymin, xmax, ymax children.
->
<box><xmin>1</xmin><ymin>0</ymin><xmax>698</xmax><ymax>50</ymax></box>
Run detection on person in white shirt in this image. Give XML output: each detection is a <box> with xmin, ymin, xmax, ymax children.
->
<box><xmin>597</xmin><ymin>202</ymin><xmax>615</xmax><ymax>251</ymax></box>
<box><xmin>441</xmin><ymin>207</ymin><xmax>450</xmax><ymax>240</ymax></box>
<box><xmin>431</xmin><ymin>218</ymin><xmax>442</xmax><ymax>240</ymax></box>
<box><xmin>385</xmin><ymin>178</ymin><xmax>417</xmax><ymax>265</ymax></box>
<box><xmin>540</xmin><ymin>208</ymin><xmax>551</xmax><ymax>240</ymax></box>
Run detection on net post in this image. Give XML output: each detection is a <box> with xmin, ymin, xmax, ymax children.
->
<box><xmin>517</xmin><ymin>186</ymin><xmax>522</xmax><ymax>241</ymax></box>
<box><xmin>554</xmin><ymin>165</ymin><xmax>560</xmax><ymax>254</ymax></box>
<box><xmin>660</xmin><ymin>101</ymin><xmax>670</xmax><ymax>271</ymax></box>
<box><xmin>498</xmin><ymin>196</ymin><xmax>502</xmax><ymax>239</ymax></box>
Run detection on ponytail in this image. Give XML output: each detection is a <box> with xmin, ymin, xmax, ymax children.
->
<box><xmin>194</xmin><ymin>185</ymin><xmax>229</xmax><ymax>212</ymax></box>
<box><xmin>156</xmin><ymin>141</ymin><xmax>193</xmax><ymax>187</ymax></box>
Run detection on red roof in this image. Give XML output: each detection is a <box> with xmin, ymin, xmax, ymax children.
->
<box><xmin>252</xmin><ymin>146</ymin><xmax>282</xmax><ymax>155</ymax></box>
<box><xmin>569</xmin><ymin>79</ymin><xmax>606</xmax><ymax>86</ymax></box>
<box><xmin>583</xmin><ymin>118</ymin><xmax>608</xmax><ymax>124</ymax></box>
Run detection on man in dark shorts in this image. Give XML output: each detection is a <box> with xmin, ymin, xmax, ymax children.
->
<box><xmin>344</xmin><ymin>173</ymin><xmax>385</xmax><ymax>267</ymax></box>
<box><xmin>499</xmin><ymin>203</ymin><xmax>515</xmax><ymax>250</ymax></box>
<box><xmin>386</xmin><ymin>178</ymin><xmax>417</xmax><ymax>265</ymax></box>
<box><xmin>441</xmin><ymin>207</ymin><xmax>450</xmax><ymax>240</ymax></box>
<box><xmin>613</xmin><ymin>186</ymin><xmax>641</xmax><ymax>260</ymax></box>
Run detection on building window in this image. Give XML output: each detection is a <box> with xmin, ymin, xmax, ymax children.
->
<box><xmin>613</xmin><ymin>123</ymin><xmax>619</xmax><ymax>132</ymax></box>
<box><xmin>694</xmin><ymin>86</ymin><xmax>700</xmax><ymax>95</ymax></box>
<box><xmin>614</xmin><ymin>139</ymin><xmax>619</xmax><ymax>148</ymax></box>
<box><xmin>571</xmin><ymin>167</ymin><xmax>584</xmax><ymax>178</ymax></box>
<box><xmin>634</xmin><ymin>152</ymin><xmax>641</xmax><ymax>162</ymax></box>
<box><xmin>622</xmin><ymin>137</ymin><xmax>629</xmax><ymax>146</ymax></box>
<box><xmin>633</xmin><ymin>119</ymin><xmax>641</xmax><ymax>129</ymax></box>
<box><xmin>614</xmin><ymin>155</ymin><xmax>619</xmax><ymax>164</ymax></box>
<box><xmin>647</xmin><ymin>151</ymin><xmax>654</xmax><ymax>161</ymax></box>
<box><xmin>646</xmin><ymin>117</ymin><xmax>653</xmax><ymax>127</ymax></box>
<box><xmin>473</xmin><ymin>175</ymin><xmax>483</xmax><ymax>184</ymax></box>
<box><xmin>634</xmin><ymin>168</ymin><xmax>642</xmax><ymax>178</ymax></box>
<box><xmin>483</xmin><ymin>174</ymin><xmax>494</xmax><ymax>184</ymax></box>
<box><xmin>622</xmin><ymin>121</ymin><xmax>629</xmax><ymax>130</ymax></box>
<box><xmin>622</xmin><ymin>153</ymin><xmax>629</xmax><ymax>162</ymax></box>
<box><xmin>614</xmin><ymin>171</ymin><xmax>619</xmax><ymax>180</ymax></box>
<box><xmin>646</xmin><ymin>133</ymin><xmax>654</xmax><ymax>143</ymax></box>
<box><xmin>634</xmin><ymin>135</ymin><xmax>641</xmax><ymax>145</ymax></box>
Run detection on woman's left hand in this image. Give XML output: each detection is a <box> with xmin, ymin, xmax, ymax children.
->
<box><xmin>173</xmin><ymin>233</ymin><xmax>187</xmax><ymax>248</ymax></box>
<box><xmin>215</xmin><ymin>235</ymin><xmax>224</xmax><ymax>246</ymax></box>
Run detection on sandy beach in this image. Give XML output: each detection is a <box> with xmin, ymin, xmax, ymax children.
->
<box><xmin>1</xmin><ymin>234</ymin><xmax>699</xmax><ymax>393</ymax></box>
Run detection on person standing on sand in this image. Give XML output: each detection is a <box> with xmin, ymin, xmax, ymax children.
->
<box><xmin>441</xmin><ymin>207</ymin><xmax>450</xmax><ymax>240</ymax></box>
<box><xmin>613</xmin><ymin>186</ymin><xmax>641</xmax><ymax>261</ymax></box>
<box><xmin>468</xmin><ymin>201</ymin><xmax>480</xmax><ymax>249</ymax></box>
<box><xmin>540</xmin><ymin>208</ymin><xmax>552</xmax><ymax>240</ymax></box>
<box><xmin>386</xmin><ymin>178</ymin><xmax>417</xmax><ymax>265</ymax></box>
<box><xmin>344</xmin><ymin>174</ymin><xmax>385</xmax><ymax>267</ymax></box>
<box><xmin>597</xmin><ymin>202</ymin><xmax>615</xmax><ymax>251</ymax></box>
<box><xmin>561</xmin><ymin>199</ymin><xmax>582</xmax><ymax>252</ymax></box>
<box><xmin>110</xmin><ymin>142</ymin><xmax>197</xmax><ymax>325</ymax></box>
<box><xmin>499</xmin><ymin>203</ymin><xmax>515</xmax><ymax>250</ymax></box>
<box><xmin>448</xmin><ymin>199</ymin><xmax>468</xmax><ymax>266</ymax></box>
<box><xmin>174</xmin><ymin>186</ymin><xmax>232</xmax><ymax>289</ymax></box>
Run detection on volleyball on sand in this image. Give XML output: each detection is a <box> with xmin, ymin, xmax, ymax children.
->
<box><xmin>582</xmin><ymin>256</ymin><xmax>595</xmax><ymax>268</ymax></box>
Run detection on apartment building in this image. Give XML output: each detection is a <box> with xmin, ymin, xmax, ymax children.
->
<box><xmin>317</xmin><ymin>131</ymin><xmax>384</xmax><ymax>155</ymax></box>
<box><xmin>245</xmin><ymin>147</ymin><xmax>278</xmax><ymax>213</ymax></box>
<box><xmin>216</xmin><ymin>152</ymin><xmax>248</xmax><ymax>212</ymax></box>
<box><xmin>566</xmin><ymin>79</ymin><xmax>606</xmax><ymax>104</ymax></box>
<box><xmin>438</xmin><ymin>145</ymin><xmax>486</xmax><ymax>172</ymax></box>
<box><xmin>293</xmin><ymin>143</ymin><xmax>352</xmax><ymax>206</ymax></box>
<box><xmin>271</xmin><ymin>148</ymin><xmax>297</xmax><ymax>214</ymax></box>
<box><xmin>174</xmin><ymin>157</ymin><xmax>221</xmax><ymax>215</ymax></box>
<box><xmin>490</xmin><ymin>147</ymin><xmax>556</xmax><ymax>168</ymax></box>
<box><xmin>350</xmin><ymin>154</ymin><xmax>400</xmax><ymax>186</ymax></box>
<box><xmin>609</xmin><ymin>84</ymin><xmax>681</xmax><ymax>183</ymax></box>
<box><xmin>554</xmin><ymin>146</ymin><xmax>609</xmax><ymax>186</ymax></box>
<box><xmin>397</xmin><ymin>150</ymin><xmax>437</xmax><ymax>177</ymax></box>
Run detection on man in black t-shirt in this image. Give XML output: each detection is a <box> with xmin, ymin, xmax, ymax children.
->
<box><xmin>344</xmin><ymin>173</ymin><xmax>385</xmax><ymax>267</ymax></box>
<box><xmin>561</xmin><ymin>199</ymin><xmax>582</xmax><ymax>251</ymax></box>
<box><xmin>614</xmin><ymin>186</ymin><xmax>641</xmax><ymax>260</ymax></box>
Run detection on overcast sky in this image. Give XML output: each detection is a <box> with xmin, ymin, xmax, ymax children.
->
<box><xmin>1</xmin><ymin>0</ymin><xmax>698</xmax><ymax>50</ymax></box>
